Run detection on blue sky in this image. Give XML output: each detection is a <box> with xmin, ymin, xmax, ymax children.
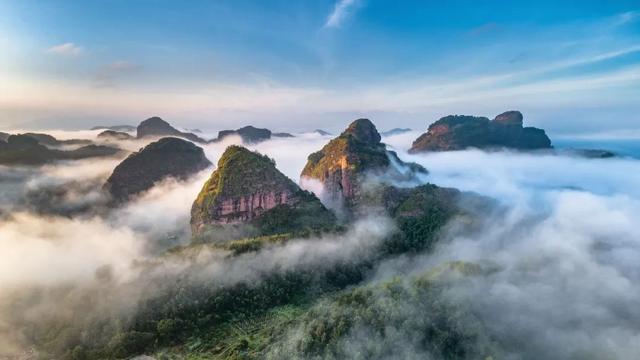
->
<box><xmin>1</xmin><ymin>0</ymin><xmax>639</xmax><ymax>135</ymax></box>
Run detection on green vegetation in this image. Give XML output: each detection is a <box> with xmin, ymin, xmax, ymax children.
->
<box><xmin>191</xmin><ymin>146</ymin><xmax>336</xmax><ymax>241</ymax></box>
<box><xmin>153</xmin><ymin>262</ymin><xmax>499</xmax><ymax>360</ymax></box>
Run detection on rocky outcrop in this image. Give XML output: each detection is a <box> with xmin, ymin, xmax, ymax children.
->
<box><xmin>409</xmin><ymin>111</ymin><xmax>552</xmax><ymax>153</ymax></box>
<box><xmin>136</xmin><ymin>117</ymin><xmax>207</xmax><ymax>143</ymax></box>
<box><xmin>0</xmin><ymin>135</ymin><xmax>120</xmax><ymax>165</ymax></box>
<box><xmin>191</xmin><ymin>145</ymin><xmax>335</xmax><ymax>239</ymax></box>
<box><xmin>104</xmin><ymin>137</ymin><xmax>211</xmax><ymax>201</ymax></box>
<box><xmin>301</xmin><ymin>119</ymin><xmax>427</xmax><ymax>211</ymax></box>
<box><xmin>212</xmin><ymin>125</ymin><xmax>273</xmax><ymax>144</ymax></box>
<box><xmin>97</xmin><ymin>130</ymin><xmax>134</xmax><ymax>141</ymax></box>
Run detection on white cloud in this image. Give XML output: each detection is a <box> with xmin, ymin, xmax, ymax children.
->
<box><xmin>324</xmin><ymin>0</ymin><xmax>358</xmax><ymax>28</ymax></box>
<box><xmin>45</xmin><ymin>42</ymin><xmax>84</xmax><ymax>57</ymax></box>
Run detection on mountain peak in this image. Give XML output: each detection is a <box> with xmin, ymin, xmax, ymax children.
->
<box><xmin>341</xmin><ymin>118</ymin><xmax>381</xmax><ymax>144</ymax></box>
<box><xmin>104</xmin><ymin>137</ymin><xmax>211</xmax><ymax>202</ymax></box>
<box><xmin>191</xmin><ymin>145</ymin><xmax>334</xmax><ymax>240</ymax></box>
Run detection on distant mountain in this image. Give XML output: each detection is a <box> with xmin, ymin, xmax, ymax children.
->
<box><xmin>136</xmin><ymin>117</ymin><xmax>207</xmax><ymax>143</ymax></box>
<box><xmin>211</xmin><ymin>125</ymin><xmax>273</xmax><ymax>144</ymax></box>
<box><xmin>22</xmin><ymin>132</ymin><xmax>92</xmax><ymax>146</ymax></box>
<box><xmin>191</xmin><ymin>145</ymin><xmax>335</xmax><ymax>240</ymax></box>
<box><xmin>91</xmin><ymin>125</ymin><xmax>136</xmax><ymax>132</ymax></box>
<box><xmin>381</xmin><ymin>128</ymin><xmax>412</xmax><ymax>136</ymax></box>
<box><xmin>409</xmin><ymin>110</ymin><xmax>552</xmax><ymax>153</ymax></box>
<box><xmin>0</xmin><ymin>134</ymin><xmax>120</xmax><ymax>165</ymax></box>
<box><xmin>272</xmin><ymin>132</ymin><xmax>294</xmax><ymax>138</ymax></box>
<box><xmin>0</xmin><ymin>132</ymin><xmax>10</xmax><ymax>142</ymax></box>
<box><xmin>314</xmin><ymin>129</ymin><xmax>331</xmax><ymax>136</ymax></box>
<box><xmin>104</xmin><ymin>137</ymin><xmax>211</xmax><ymax>202</ymax></box>
<box><xmin>97</xmin><ymin>130</ymin><xmax>134</xmax><ymax>141</ymax></box>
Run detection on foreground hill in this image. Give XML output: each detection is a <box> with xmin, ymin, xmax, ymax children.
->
<box><xmin>191</xmin><ymin>145</ymin><xmax>336</xmax><ymax>241</ymax></box>
<box><xmin>104</xmin><ymin>137</ymin><xmax>211</xmax><ymax>202</ymax></box>
<box><xmin>409</xmin><ymin>110</ymin><xmax>552</xmax><ymax>152</ymax></box>
<box><xmin>0</xmin><ymin>134</ymin><xmax>120</xmax><ymax>165</ymax></box>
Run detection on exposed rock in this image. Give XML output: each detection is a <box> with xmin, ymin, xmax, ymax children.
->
<box><xmin>191</xmin><ymin>145</ymin><xmax>335</xmax><ymax>240</ymax></box>
<box><xmin>301</xmin><ymin>119</ymin><xmax>427</xmax><ymax>212</ymax></box>
<box><xmin>213</xmin><ymin>125</ymin><xmax>273</xmax><ymax>144</ymax></box>
<box><xmin>104</xmin><ymin>137</ymin><xmax>211</xmax><ymax>202</ymax></box>
<box><xmin>0</xmin><ymin>132</ymin><xmax>10</xmax><ymax>142</ymax></box>
<box><xmin>0</xmin><ymin>135</ymin><xmax>121</xmax><ymax>165</ymax></box>
<box><xmin>409</xmin><ymin>111</ymin><xmax>552</xmax><ymax>153</ymax></box>
<box><xmin>136</xmin><ymin>117</ymin><xmax>207</xmax><ymax>143</ymax></box>
<box><xmin>91</xmin><ymin>125</ymin><xmax>136</xmax><ymax>132</ymax></box>
<box><xmin>22</xmin><ymin>132</ymin><xmax>92</xmax><ymax>146</ymax></box>
<box><xmin>381</xmin><ymin>128</ymin><xmax>412</xmax><ymax>137</ymax></box>
<box><xmin>97</xmin><ymin>130</ymin><xmax>134</xmax><ymax>141</ymax></box>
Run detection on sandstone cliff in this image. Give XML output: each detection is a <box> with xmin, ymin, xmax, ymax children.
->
<box><xmin>409</xmin><ymin>111</ymin><xmax>552</xmax><ymax>153</ymax></box>
<box><xmin>300</xmin><ymin>118</ymin><xmax>427</xmax><ymax>211</ymax></box>
<box><xmin>191</xmin><ymin>145</ymin><xmax>335</xmax><ymax>240</ymax></box>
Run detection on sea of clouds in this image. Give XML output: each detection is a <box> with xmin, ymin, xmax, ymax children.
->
<box><xmin>1</xmin><ymin>128</ymin><xmax>639</xmax><ymax>358</ymax></box>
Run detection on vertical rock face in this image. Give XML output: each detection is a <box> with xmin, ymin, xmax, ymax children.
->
<box><xmin>104</xmin><ymin>137</ymin><xmax>211</xmax><ymax>202</ymax></box>
<box><xmin>409</xmin><ymin>110</ymin><xmax>552</xmax><ymax>153</ymax></box>
<box><xmin>136</xmin><ymin>116</ymin><xmax>207</xmax><ymax>143</ymax></box>
<box><xmin>191</xmin><ymin>145</ymin><xmax>334</xmax><ymax>238</ymax></box>
<box><xmin>301</xmin><ymin>119</ymin><xmax>427</xmax><ymax>211</ymax></box>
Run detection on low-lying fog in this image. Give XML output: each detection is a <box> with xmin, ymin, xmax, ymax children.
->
<box><xmin>1</xmin><ymin>128</ymin><xmax>640</xmax><ymax>358</ymax></box>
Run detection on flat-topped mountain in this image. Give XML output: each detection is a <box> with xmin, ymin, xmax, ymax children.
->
<box><xmin>104</xmin><ymin>137</ymin><xmax>211</xmax><ymax>202</ymax></box>
<box><xmin>0</xmin><ymin>134</ymin><xmax>120</xmax><ymax>165</ymax></box>
<box><xmin>191</xmin><ymin>145</ymin><xmax>335</xmax><ymax>240</ymax></box>
<box><xmin>137</xmin><ymin>117</ymin><xmax>207</xmax><ymax>143</ymax></box>
<box><xmin>212</xmin><ymin>125</ymin><xmax>273</xmax><ymax>144</ymax></box>
<box><xmin>301</xmin><ymin>119</ymin><xmax>427</xmax><ymax>211</ymax></box>
<box><xmin>409</xmin><ymin>110</ymin><xmax>552</xmax><ymax>153</ymax></box>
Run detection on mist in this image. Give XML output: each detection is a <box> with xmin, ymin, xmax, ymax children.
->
<box><xmin>1</xmin><ymin>128</ymin><xmax>640</xmax><ymax>358</ymax></box>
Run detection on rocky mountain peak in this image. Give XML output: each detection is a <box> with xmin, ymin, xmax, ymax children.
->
<box><xmin>301</xmin><ymin>119</ymin><xmax>426</xmax><ymax>212</ymax></box>
<box><xmin>342</xmin><ymin>118</ymin><xmax>381</xmax><ymax>144</ymax></box>
<box><xmin>191</xmin><ymin>145</ymin><xmax>334</xmax><ymax>240</ymax></box>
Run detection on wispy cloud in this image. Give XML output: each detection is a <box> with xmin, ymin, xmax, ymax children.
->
<box><xmin>93</xmin><ymin>60</ymin><xmax>141</xmax><ymax>88</ymax></box>
<box><xmin>45</xmin><ymin>42</ymin><xmax>84</xmax><ymax>57</ymax></box>
<box><xmin>613</xmin><ymin>10</ymin><xmax>639</xmax><ymax>26</ymax></box>
<box><xmin>324</xmin><ymin>0</ymin><xmax>359</xmax><ymax>28</ymax></box>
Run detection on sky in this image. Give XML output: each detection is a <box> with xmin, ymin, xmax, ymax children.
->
<box><xmin>1</xmin><ymin>0</ymin><xmax>639</xmax><ymax>135</ymax></box>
